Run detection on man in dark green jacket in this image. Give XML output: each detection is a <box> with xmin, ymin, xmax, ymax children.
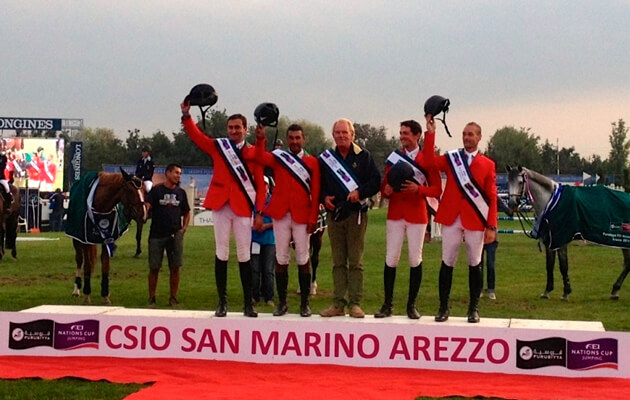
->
<box><xmin>318</xmin><ymin>118</ymin><xmax>381</xmax><ymax>318</ymax></box>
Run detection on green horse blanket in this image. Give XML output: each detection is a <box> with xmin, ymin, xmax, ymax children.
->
<box><xmin>539</xmin><ymin>185</ymin><xmax>630</xmax><ymax>250</ymax></box>
<box><xmin>65</xmin><ymin>172</ymin><xmax>129</xmax><ymax>255</ymax></box>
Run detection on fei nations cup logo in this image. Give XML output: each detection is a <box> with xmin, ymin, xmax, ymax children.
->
<box><xmin>517</xmin><ymin>337</ymin><xmax>618</xmax><ymax>371</ymax></box>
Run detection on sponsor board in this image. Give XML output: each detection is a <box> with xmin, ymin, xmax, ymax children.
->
<box><xmin>9</xmin><ymin>319</ymin><xmax>99</xmax><ymax>350</ymax></box>
<box><xmin>0</xmin><ymin>307</ymin><xmax>627</xmax><ymax>378</ymax></box>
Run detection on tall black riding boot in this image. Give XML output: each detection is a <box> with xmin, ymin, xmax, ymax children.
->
<box><xmin>273</xmin><ymin>263</ymin><xmax>289</xmax><ymax>316</ymax></box>
<box><xmin>435</xmin><ymin>262</ymin><xmax>453</xmax><ymax>322</ymax></box>
<box><xmin>375</xmin><ymin>264</ymin><xmax>396</xmax><ymax>318</ymax></box>
<box><xmin>298</xmin><ymin>262</ymin><xmax>312</xmax><ymax>317</ymax></box>
<box><xmin>406</xmin><ymin>263</ymin><xmax>422</xmax><ymax>319</ymax></box>
<box><xmin>467</xmin><ymin>263</ymin><xmax>483</xmax><ymax>323</ymax></box>
<box><xmin>215</xmin><ymin>257</ymin><xmax>228</xmax><ymax>317</ymax></box>
<box><xmin>239</xmin><ymin>261</ymin><xmax>258</xmax><ymax>317</ymax></box>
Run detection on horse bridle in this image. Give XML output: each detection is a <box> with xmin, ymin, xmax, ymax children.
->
<box><xmin>509</xmin><ymin>169</ymin><xmax>528</xmax><ymax>204</ymax></box>
<box><xmin>124</xmin><ymin>178</ymin><xmax>147</xmax><ymax>221</ymax></box>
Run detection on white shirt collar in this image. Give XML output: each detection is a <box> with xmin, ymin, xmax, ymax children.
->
<box><xmin>465</xmin><ymin>150</ymin><xmax>479</xmax><ymax>158</ymax></box>
<box><xmin>405</xmin><ymin>147</ymin><xmax>419</xmax><ymax>159</ymax></box>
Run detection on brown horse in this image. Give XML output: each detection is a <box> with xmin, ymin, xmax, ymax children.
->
<box><xmin>69</xmin><ymin>169</ymin><xmax>147</xmax><ymax>304</ymax></box>
<box><xmin>0</xmin><ymin>184</ymin><xmax>21</xmax><ymax>260</ymax></box>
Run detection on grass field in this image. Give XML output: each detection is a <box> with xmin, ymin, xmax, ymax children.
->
<box><xmin>1</xmin><ymin>208</ymin><xmax>629</xmax><ymax>399</ymax></box>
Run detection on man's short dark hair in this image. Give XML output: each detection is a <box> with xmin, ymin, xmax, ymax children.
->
<box><xmin>228</xmin><ymin>114</ymin><xmax>247</xmax><ymax>127</ymax></box>
<box><xmin>287</xmin><ymin>124</ymin><xmax>304</xmax><ymax>136</ymax></box>
<box><xmin>166</xmin><ymin>163</ymin><xmax>182</xmax><ymax>173</ymax></box>
<box><xmin>400</xmin><ymin>120</ymin><xmax>422</xmax><ymax>135</ymax></box>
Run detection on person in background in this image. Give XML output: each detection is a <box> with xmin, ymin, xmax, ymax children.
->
<box><xmin>251</xmin><ymin>176</ymin><xmax>276</xmax><ymax>307</ymax></box>
<box><xmin>480</xmin><ymin>240</ymin><xmax>498</xmax><ymax>300</ymax></box>
<box><xmin>135</xmin><ymin>145</ymin><xmax>155</xmax><ymax>193</ymax></box>
<box><xmin>308</xmin><ymin>204</ymin><xmax>327</xmax><ymax>295</ymax></box>
<box><xmin>480</xmin><ymin>197</ymin><xmax>510</xmax><ymax>300</ymax></box>
<box><xmin>146</xmin><ymin>163</ymin><xmax>191</xmax><ymax>308</ymax></box>
<box><xmin>0</xmin><ymin>149</ymin><xmax>13</xmax><ymax>207</ymax></box>
<box><xmin>48</xmin><ymin>188</ymin><xmax>65</xmax><ymax>232</ymax></box>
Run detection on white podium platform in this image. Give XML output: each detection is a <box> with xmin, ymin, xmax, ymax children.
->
<box><xmin>1</xmin><ymin>305</ymin><xmax>624</xmax><ymax>378</ymax></box>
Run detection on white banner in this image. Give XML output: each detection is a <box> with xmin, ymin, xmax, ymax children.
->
<box><xmin>1</xmin><ymin>306</ymin><xmax>627</xmax><ymax>378</ymax></box>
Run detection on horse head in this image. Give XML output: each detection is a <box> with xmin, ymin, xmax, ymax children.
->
<box><xmin>506</xmin><ymin>165</ymin><xmax>525</xmax><ymax>215</ymax></box>
<box><xmin>120</xmin><ymin>167</ymin><xmax>147</xmax><ymax>223</ymax></box>
<box><xmin>506</xmin><ymin>165</ymin><xmax>557</xmax><ymax>218</ymax></box>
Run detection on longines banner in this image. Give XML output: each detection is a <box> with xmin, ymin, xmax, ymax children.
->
<box><xmin>0</xmin><ymin>307</ymin><xmax>628</xmax><ymax>378</ymax></box>
<box><xmin>69</xmin><ymin>141</ymin><xmax>82</xmax><ymax>185</ymax></box>
<box><xmin>0</xmin><ymin>117</ymin><xmax>62</xmax><ymax>131</ymax></box>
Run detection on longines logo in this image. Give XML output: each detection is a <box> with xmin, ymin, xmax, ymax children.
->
<box><xmin>0</xmin><ymin>117</ymin><xmax>61</xmax><ymax>130</ymax></box>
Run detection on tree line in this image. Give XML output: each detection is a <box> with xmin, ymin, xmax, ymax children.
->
<box><xmin>486</xmin><ymin>119</ymin><xmax>628</xmax><ymax>186</ymax></box>
<box><xmin>46</xmin><ymin>111</ymin><xmax>628</xmax><ymax>190</ymax></box>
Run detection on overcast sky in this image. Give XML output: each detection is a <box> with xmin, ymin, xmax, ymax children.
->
<box><xmin>2</xmin><ymin>1</ymin><xmax>628</xmax><ymax>159</ymax></box>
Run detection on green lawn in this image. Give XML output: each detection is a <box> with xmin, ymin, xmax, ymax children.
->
<box><xmin>1</xmin><ymin>208</ymin><xmax>629</xmax><ymax>399</ymax></box>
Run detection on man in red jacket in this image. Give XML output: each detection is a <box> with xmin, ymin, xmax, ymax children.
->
<box><xmin>181</xmin><ymin>101</ymin><xmax>265</xmax><ymax>318</ymax></box>
<box><xmin>375</xmin><ymin>120</ymin><xmax>442</xmax><ymax>319</ymax></box>
<box><xmin>254</xmin><ymin>124</ymin><xmax>321</xmax><ymax>317</ymax></box>
<box><xmin>424</xmin><ymin>117</ymin><xmax>497</xmax><ymax>323</ymax></box>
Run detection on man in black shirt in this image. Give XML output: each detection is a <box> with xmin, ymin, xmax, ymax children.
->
<box><xmin>146</xmin><ymin>163</ymin><xmax>191</xmax><ymax>307</ymax></box>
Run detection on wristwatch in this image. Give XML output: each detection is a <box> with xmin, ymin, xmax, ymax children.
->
<box><xmin>487</xmin><ymin>226</ymin><xmax>497</xmax><ymax>231</ymax></box>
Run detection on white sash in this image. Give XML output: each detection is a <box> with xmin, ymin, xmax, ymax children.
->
<box><xmin>446</xmin><ymin>149</ymin><xmax>489</xmax><ymax>224</ymax></box>
<box><xmin>386</xmin><ymin>150</ymin><xmax>428</xmax><ymax>185</ymax></box>
<box><xmin>215</xmin><ymin>138</ymin><xmax>256</xmax><ymax>210</ymax></box>
<box><xmin>386</xmin><ymin>150</ymin><xmax>439</xmax><ymax>214</ymax></box>
<box><xmin>272</xmin><ymin>149</ymin><xmax>312</xmax><ymax>195</ymax></box>
<box><xmin>319</xmin><ymin>149</ymin><xmax>359</xmax><ymax>194</ymax></box>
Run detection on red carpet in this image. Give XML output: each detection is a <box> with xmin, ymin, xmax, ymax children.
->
<box><xmin>1</xmin><ymin>356</ymin><xmax>629</xmax><ymax>399</ymax></box>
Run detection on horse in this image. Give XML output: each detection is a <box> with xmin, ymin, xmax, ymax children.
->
<box><xmin>506</xmin><ymin>166</ymin><xmax>630</xmax><ymax>300</ymax></box>
<box><xmin>67</xmin><ymin>169</ymin><xmax>147</xmax><ymax>304</ymax></box>
<box><xmin>0</xmin><ymin>184</ymin><xmax>21</xmax><ymax>260</ymax></box>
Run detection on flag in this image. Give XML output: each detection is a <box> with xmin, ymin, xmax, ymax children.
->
<box><xmin>595</xmin><ymin>174</ymin><xmax>600</xmax><ymax>184</ymax></box>
<box><xmin>582</xmin><ymin>171</ymin><xmax>591</xmax><ymax>182</ymax></box>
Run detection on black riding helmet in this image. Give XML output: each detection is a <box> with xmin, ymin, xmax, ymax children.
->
<box><xmin>424</xmin><ymin>95</ymin><xmax>452</xmax><ymax>137</ymax></box>
<box><xmin>254</xmin><ymin>102</ymin><xmax>280</xmax><ymax>127</ymax></box>
<box><xmin>185</xmin><ymin>84</ymin><xmax>218</xmax><ymax>107</ymax></box>
<box><xmin>185</xmin><ymin>84</ymin><xmax>218</xmax><ymax>129</ymax></box>
<box><xmin>387</xmin><ymin>162</ymin><xmax>415</xmax><ymax>192</ymax></box>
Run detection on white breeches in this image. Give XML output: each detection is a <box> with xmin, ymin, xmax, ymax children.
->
<box><xmin>273</xmin><ymin>213</ymin><xmax>310</xmax><ymax>265</ymax></box>
<box><xmin>441</xmin><ymin>215</ymin><xmax>485</xmax><ymax>267</ymax></box>
<box><xmin>213</xmin><ymin>206</ymin><xmax>253</xmax><ymax>262</ymax></box>
<box><xmin>385</xmin><ymin>219</ymin><xmax>427</xmax><ymax>267</ymax></box>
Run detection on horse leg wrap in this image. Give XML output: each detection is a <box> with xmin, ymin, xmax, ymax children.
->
<box><xmin>101</xmin><ymin>273</ymin><xmax>110</xmax><ymax>298</ymax></box>
<box><xmin>84</xmin><ymin>275</ymin><xmax>91</xmax><ymax>295</ymax></box>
